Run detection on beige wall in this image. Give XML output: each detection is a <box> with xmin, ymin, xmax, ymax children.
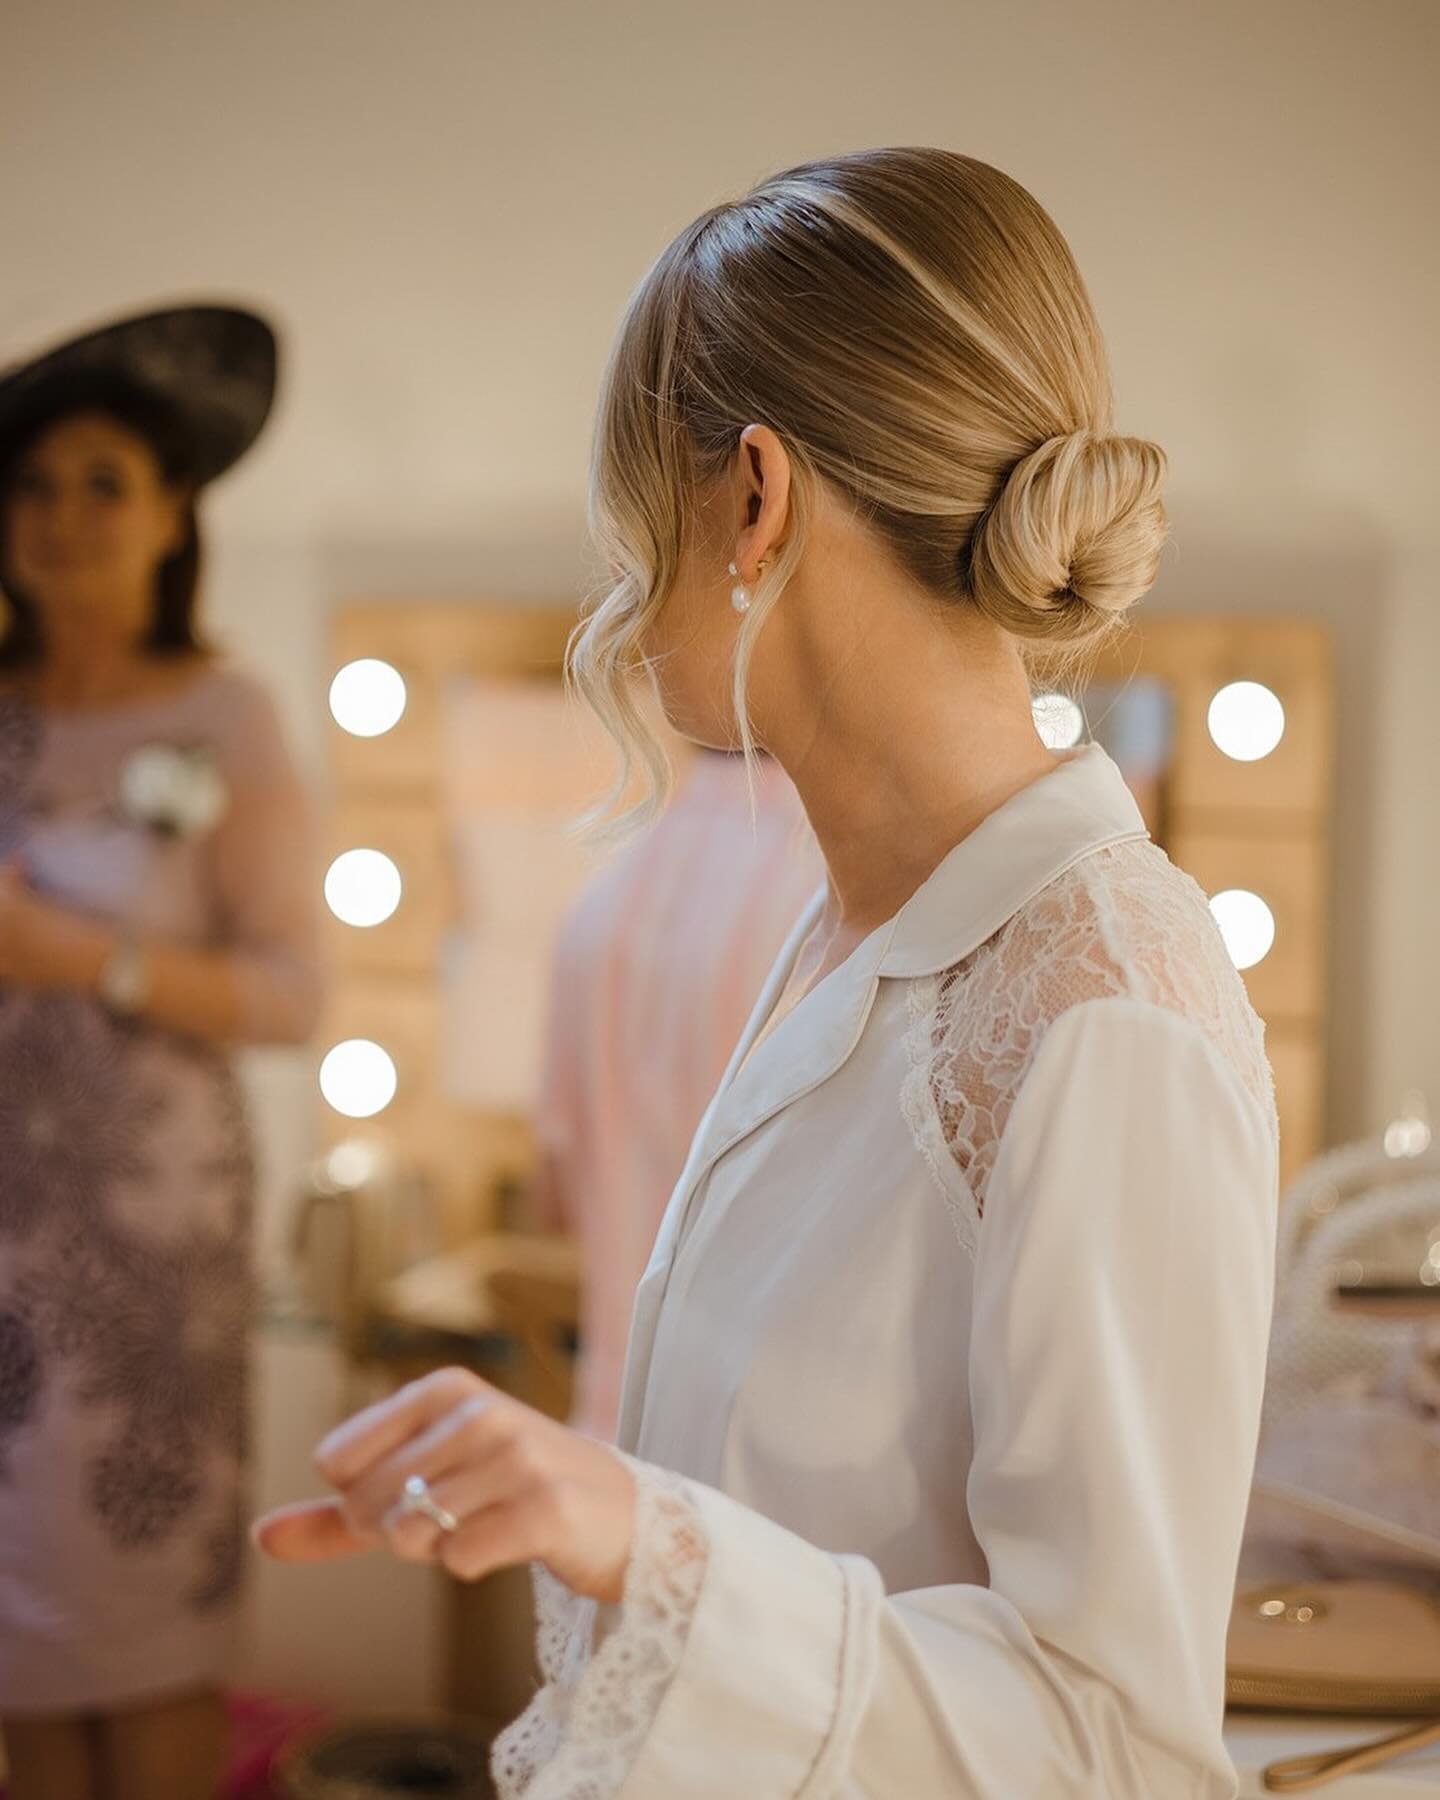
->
<box><xmin>6</xmin><ymin>0</ymin><xmax>1437</xmax><ymax>1707</ymax></box>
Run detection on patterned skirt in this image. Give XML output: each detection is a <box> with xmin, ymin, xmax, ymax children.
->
<box><xmin>0</xmin><ymin>989</ymin><xmax>256</xmax><ymax>1713</ymax></box>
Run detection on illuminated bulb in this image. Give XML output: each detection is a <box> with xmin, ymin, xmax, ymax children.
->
<box><xmin>319</xmin><ymin>1039</ymin><xmax>398</xmax><ymax>1119</ymax></box>
<box><xmin>1207</xmin><ymin>682</ymin><xmax>1285</xmax><ymax>762</ymax></box>
<box><xmin>1209</xmin><ymin>889</ymin><xmax>1276</xmax><ymax>971</ymax></box>
<box><xmin>325</xmin><ymin>1141</ymin><xmax>380</xmax><ymax>1187</ymax></box>
<box><xmin>1032</xmin><ymin>692</ymin><xmax>1085</xmax><ymax>751</ymax></box>
<box><xmin>329</xmin><ymin>659</ymin><xmax>407</xmax><ymax>738</ymax></box>
<box><xmin>1384</xmin><ymin>1090</ymin><xmax>1432</xmax><ymax>1161</ymax></box>
<box><xmin>325</xmin><ymin>848</ymin><xmax>403</xmax><ymax>928</ymax></box>
<box><xmin>1385</xmin><ymin>1117</ymin><xmax>1434</xmax><ymax>1160</ymax></box>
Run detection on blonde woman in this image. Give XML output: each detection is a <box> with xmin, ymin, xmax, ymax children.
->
<box><xmin>259</xmin><ymin>149</ymin><xmax>1277</xmax><ymax>1797</ymax></box>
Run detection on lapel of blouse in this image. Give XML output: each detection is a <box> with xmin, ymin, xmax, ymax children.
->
<box><xmin>682</xmin><ymin>910</ymin><xmax>900</xmax><ymax>1191</ymax></box>
<box><xmin>615</xmin><ymin>892</ymin><xmax>895</xmax><ymax>1450</ymax></box>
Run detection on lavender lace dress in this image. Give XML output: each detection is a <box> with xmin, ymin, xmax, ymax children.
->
<box><xmin>0</xmin><ymin>664</ymin><xmax>321</xmax><ymax>1714</ymax></box>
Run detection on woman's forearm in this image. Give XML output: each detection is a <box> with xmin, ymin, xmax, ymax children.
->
<box><xmin>41</xmin><ymin>920</ymin><xmax>321</xmax><ymax>1047</ymax></box>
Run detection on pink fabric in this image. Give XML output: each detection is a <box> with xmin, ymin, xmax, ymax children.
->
<box><xmin>532</xmin><ymin>754</ymin><xmax>822</xmax><ymax>1441</ymax></box>
<box><xmin>222</xmin><ymin>1691</ymin><xmax>333</xmax><ymax>1799</ymax></box>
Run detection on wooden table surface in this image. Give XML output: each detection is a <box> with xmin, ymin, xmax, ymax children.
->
<box><xmin>373</xmin><ymin>1233</ymin><xmax>581</xmax><ymax>1336</ymax></box>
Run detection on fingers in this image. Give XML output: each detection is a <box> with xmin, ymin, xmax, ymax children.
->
<box><xmin>250</xmin><ymin>1497</ymin><xmax>384</xmax><ymax>1564</ymax></box>
<box><xmin>314</xmin><ymin>1366</ymin><xmax>487</xmax><ymax>1488</ymax></box>
<box><xmin>378</xmin><ymin>1434</ymin><xmax>544</xmax><ymax>1564</ymax></box>
<box><xmin>438</xmin><ymin>1494</ymin><xmax>545</xmax><ymax>1584</ymax></box>
<box><xmin>275</xmin><ymin>1368</ymin><xmax>568</xmax><ymax>1587</ymax></box>
<box><xmin>343</xmin><ymin>1392</ymin><xmax>505</xmax><ymax>1538</ymax></box>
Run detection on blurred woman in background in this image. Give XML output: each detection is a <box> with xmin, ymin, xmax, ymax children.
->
<box><xmin>0</xmin><ymin>307</ymin><xmax>322</xmax><ymax>1800</ymax></box>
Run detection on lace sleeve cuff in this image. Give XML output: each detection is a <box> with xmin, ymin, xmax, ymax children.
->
<box><xmin>490</xmin><ymin>1453</ymin><xmax>709</xmax><ymax>1800</ymax></box>
<box><xmin>492</xmin><ymin>1452</ymin><xmax>880</xmax><ymax>1800</ymax></box>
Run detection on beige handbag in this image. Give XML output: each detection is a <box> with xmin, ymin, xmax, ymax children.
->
<box><xmin>1228</xmin><ymin>1131</ymin><xmax>1440</xmax><ymax>1788</ymax></box>
<box><xmin>1227</xmin><ymin>1578</ymin><xmax>1440</xmax><ymax>1789</ymax></box>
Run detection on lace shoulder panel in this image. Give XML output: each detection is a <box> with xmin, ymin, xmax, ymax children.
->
<box><xmin>905</xmin><ymin>837</ymin><xmax>1277</xmax><ymax>1228</ymax></box>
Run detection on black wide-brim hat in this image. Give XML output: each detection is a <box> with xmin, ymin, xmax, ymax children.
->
<box><xmin>0</xmin><ymin>303</ymin><xmax>278</xmax><ymax>486</ymax></box>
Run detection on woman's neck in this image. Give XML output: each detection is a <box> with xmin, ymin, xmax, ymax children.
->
<box><xmin>22</xmin><ymin>628</ymin><xmax>200</xmax><ymax>707</ymax></box>
<box><xmin>759</xmin><ymin>587</ymin><xmax>1057</xmax><ymax>938</ymax></box>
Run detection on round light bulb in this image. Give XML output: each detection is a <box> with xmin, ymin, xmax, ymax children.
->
<box><xmin>1385</xmin><ymin>1117</ymin><xmax>1433</xmax><ymax>1160</ymax></box>
<box><xmin>325</xmin><ymin>848</ymin><xmax>403</xmax><ymax>928</ymax></box>
<box><xmin>329</xmin><ymin>659</ymin><xmax>408</xmax><ymax>738</ymax></box>
<box><xmin>1209</xmin><ymin>888</ymin><xmax>1276</xmax><ymax>971</ymax></box>
<box><xmin>1032</xmin><ymin>692</ymin><xmax>1085</xmax><ymax>751</ymax></box>
<box><xmin>1207</xmin><ymin>682</ymin><xmax>1285</xmax><ymax>762</ymax></box>
<box><xmin>325</xmin><ymin>1140</ymin><xmax>381</xmax><ymax>1187</ymax></box>
<box><xmin>319</xmin><ymin>1039</ymin><xmax>398</xmax><ymax>1119</ymax></box>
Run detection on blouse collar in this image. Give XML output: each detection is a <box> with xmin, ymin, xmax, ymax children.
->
<box><xmin>879</xmin><ymin>743</ymin><xmax>1150</xmax><ymax>979</ymax></box>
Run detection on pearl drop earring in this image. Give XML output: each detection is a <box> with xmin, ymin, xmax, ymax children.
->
<box><xmin>727</xmin><ymin>558</ymin><xmax>770</xmax><ymax>615</ymax></box>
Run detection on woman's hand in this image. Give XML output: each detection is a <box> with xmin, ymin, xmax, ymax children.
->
<box><xmin>251</xmin><ymin>1367</ymin><xmax>638</xmax><ymax>1604</ymax></box>
<box><xmin>0</xmin><ymin>862</ymin><xmax>109</xmax><ymax>991</ymax></box>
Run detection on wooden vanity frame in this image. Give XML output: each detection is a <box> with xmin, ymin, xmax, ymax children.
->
<box><xmin>320</xmin><ymin>603</ymin><xmax>1333</xmax><ymax>1249</ymax></box>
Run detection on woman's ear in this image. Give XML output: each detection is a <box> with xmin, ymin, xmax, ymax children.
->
<box><xmin>734</xmin><ymin>424</ymin><xmax>792</xmax><ymax>572</ymax></box>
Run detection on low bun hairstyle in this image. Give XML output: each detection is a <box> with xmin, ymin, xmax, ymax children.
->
<box><xmin>575</xmin><ymin>146</ymin><xmax>1170</xmax><ymax>830</ymax></box>
<box><xmin>965</xmin><ymin>428</ymin><xmax>1168</xmax><ymax>643</ymax></box>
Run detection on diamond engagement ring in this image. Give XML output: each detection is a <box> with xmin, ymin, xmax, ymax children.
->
<box><xmin>399</xmin><ymin>1473</ymin><xmax>459</xmax><ymax>1534</ymax></box>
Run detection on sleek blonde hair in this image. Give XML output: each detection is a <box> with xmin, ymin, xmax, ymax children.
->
<box><xmin>572</xmin><ymin>146</ymin><xmax>1168</xmax><ymax>829</ymax></box>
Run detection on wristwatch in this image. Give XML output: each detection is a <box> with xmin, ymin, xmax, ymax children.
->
<box><xmin>98</xmin><ymin>939</ymin><xmax>151</xmax><ymax>1016</ymax></box>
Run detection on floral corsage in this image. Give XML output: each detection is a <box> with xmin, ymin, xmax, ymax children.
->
<box><xmin>118</xmin><ymin>742</ymin><xmax>229</xmax><ymax>839</ymax></box>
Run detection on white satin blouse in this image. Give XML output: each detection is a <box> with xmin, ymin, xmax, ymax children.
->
<box><xmin>494</xmin><ymin>742</ymin><xmax>1280</xmax><ymax>1800</ymax></box>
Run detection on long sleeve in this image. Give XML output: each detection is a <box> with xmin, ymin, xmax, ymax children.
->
<box><xmin>846</xmin><ymin>997</ymin><xmax>1278</xmax><ymax>1796</ymax></box>
<box><xmin>208</xmin><ymin>674</ymin><xmax>325</xmax><ymax>1045</ymax></box>
<box><xmin>501</xmin><ymin>995</ymin><xmax>1277</xmax><ymax>1798</ymax></box>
